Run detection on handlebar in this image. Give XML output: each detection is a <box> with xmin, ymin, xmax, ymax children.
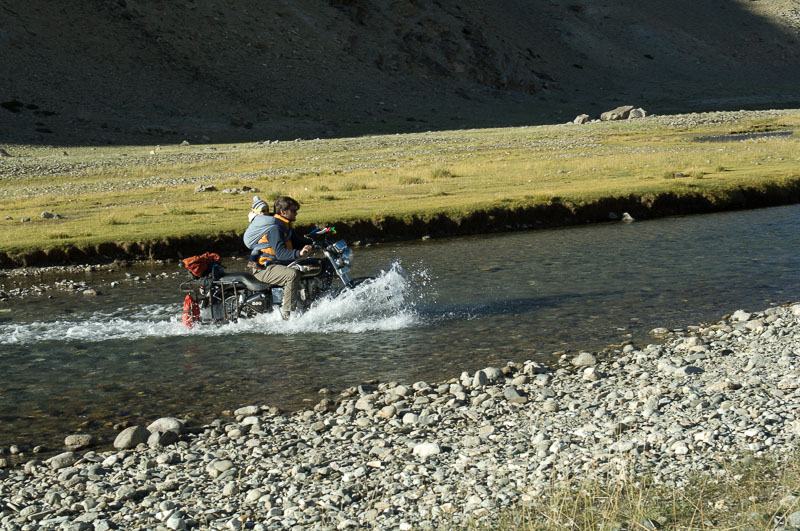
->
<box><xmin>305</xmin><ymin>226</ymin><xmax>337</xmax><ymax>250</ymax></box>
<box><xmin>307</xmin><ymin>225</ymin><xmax>336</xmax><ymax>237</ymax></box>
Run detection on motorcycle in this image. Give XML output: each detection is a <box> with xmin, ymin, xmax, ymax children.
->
<box><xmin>180</xmin><ymin>227</ymin><xmax>373</xmax><ymax>326</ymax></box>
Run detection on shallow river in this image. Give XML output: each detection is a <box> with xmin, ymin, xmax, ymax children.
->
<box><xmin>1</xmin><ymin>205</ymin><xmax>799</xmax><ymax>450</ymax></box>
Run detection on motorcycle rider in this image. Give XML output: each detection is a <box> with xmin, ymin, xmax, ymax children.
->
<box><xmin>243</xmin><ymin>195</ymin><xmax>312</xmax><ymax>320</ymax></box>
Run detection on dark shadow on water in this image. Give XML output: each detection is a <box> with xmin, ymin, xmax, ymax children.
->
<box><xmin>414</xmin><ymin>291</ymin><xmax>612</xmax><ymax>321</ymax></box>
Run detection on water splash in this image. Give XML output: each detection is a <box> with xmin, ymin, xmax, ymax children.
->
<box><xmin>0</xmin><ymin>263</ymin><xmax>423</xmax><ymax>345</ymax></box>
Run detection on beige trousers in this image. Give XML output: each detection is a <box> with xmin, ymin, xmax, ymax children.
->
<box><xmin>253</xmin><ymin>264</ymin><xmax>300</xmax><ymax>316</ymax></box>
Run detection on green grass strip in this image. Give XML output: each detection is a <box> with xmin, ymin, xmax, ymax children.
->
<box><xmin>1</xmin><ymin>111</ymin><xmax>799</xmax><ymax>258</ymax></box>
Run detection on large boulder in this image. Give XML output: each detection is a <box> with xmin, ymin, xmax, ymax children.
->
<box><xmin>629</xmin><ymin>107</ymin><xmax>648</xmax><ymax>119</ymax></box>
<box><xmin>600</xmin><ymin>105</ymin><xmax>634</xmax><ymax>121</ymax></box>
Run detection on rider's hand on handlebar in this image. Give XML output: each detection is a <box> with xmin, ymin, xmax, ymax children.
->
<box><xmin>299</xmin><ymin>245</ymin><xmax>313</xmax><ymax>257</ymax></box>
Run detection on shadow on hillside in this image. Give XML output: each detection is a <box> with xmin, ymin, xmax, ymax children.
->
<box><xmin>1</xmin><ymin>0</ymin><xmax>799</xmax><ymax>147</ymax></box>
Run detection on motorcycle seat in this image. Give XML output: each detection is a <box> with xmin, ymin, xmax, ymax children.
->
<box><xmin>219</xmin><ymin>272</ymin><xmax>275</xmax><ymax>292</ymax></box>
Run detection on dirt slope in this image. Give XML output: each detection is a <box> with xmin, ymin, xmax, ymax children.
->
<box><xmin>1</xmin><ymin>0</ymin><xmax>799</xmax><ymax>145</ymax></box>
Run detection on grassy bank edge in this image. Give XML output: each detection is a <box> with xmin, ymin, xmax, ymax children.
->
<box><xmin>3</xmin><ymin>177</ymin><xmax>800</xmax><ymax>269</ymax></box>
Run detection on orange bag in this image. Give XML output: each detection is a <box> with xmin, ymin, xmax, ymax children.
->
<box><xmin>182</xmin><ymin>252</ymin><xmax>222</xmax><ymax>278</ymax></box>
<box><xmin>182</xmin><ymin>294</ymin><xmax>200</xmax><ymax>328</ymax></box>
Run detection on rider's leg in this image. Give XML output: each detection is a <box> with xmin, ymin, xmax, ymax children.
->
<box><xmin>254</xmin><ymin>264</ymin><xmax>300</xmax><ymax>318</ymax></box>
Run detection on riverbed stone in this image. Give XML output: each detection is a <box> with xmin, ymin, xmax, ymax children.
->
<box><xmin>355</xmin><ymin>394</ymin><xmax>377</xmax><ymax>411</ymax></box>
<box><xmin>572</xmin><ymin>352</ymin><xmax>597</xmax><ymax>367</ymax></box>
<box><xmin>377</xmin><ymin>405</ymin><xmax>397</xmax><ymax>419</ymax></box>
<box><xmin>113</xmin><ymin>425</ymin><xmax>150</xmax><ymax>449</ymax></box>
<box><xmin>482</xmin><ymin>367</ymin><xmax>503</xmax><ymax>382</ymax></box>
<box><xmin>206</xmin><ymin>459</ymin><xmax>235</xmax><ymax>478</ymax></box>
<box><xmin>731</xmin><ymin>309</ymin><xmax>751</xmax><ymax>321</ymax></box>
<box><xmin>787</xmin><ymin>511</ymin><xmax>800</xmax><ymax>527</ymax></box>
<box><xmin>47</xmin><ymin>451</ymin><xmax>78</xmax><ymax>470</ymax></box>
<box><xmin>148</xmin><ymin>429</ymin><xmax>179</xmax><ymax>448</ymax></box>
<box><xmin>472</xmin><ymin>370</ymin><xmax>489</xmax><ymax>387</ymax></box>
<box><xmin>412</xmin><ymin>443</ymin><xmax>441</xmax><ymax>459</ymax></box>
<box><xmin>503</xmin><ymin>386</ymin><xmax>528</xmax><ymax>404</ymax></box>
<box><xmin>64</xmin><ymin>434</ymin><xmax>93</xmax><ymax>451</ymax></box>
<box><xmin>234</xmin><ymin>405</ymin><xmax>260</xmax><ymax>416</ymax></box>
<box><xmin>583</xmin><ymin>367</ymin><xmax>600</xmax><ymax>381</ymax></box>
<box><xmin>147</xmin><ymin>417</ymin><xmax>184</xmax><ymax>433</ymax></box>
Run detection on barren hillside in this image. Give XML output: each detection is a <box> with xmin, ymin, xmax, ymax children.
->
<box><xmin>1</xmin><ymin>0</ymin><xmax>799</xmax><ymax>145</ymax></box>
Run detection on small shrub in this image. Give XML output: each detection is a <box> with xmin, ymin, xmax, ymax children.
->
<box><xmin>106</xmin><ymin>218</ymin><xmax>127</xmax><ymax>225</ymax></box>
<box><xmin>48</xmin><ymin>233</ymin><xmax>72</xmax><ymax>240</ymax></box>
<box><xmin>341</xmin><ymin>182</ymin><xmax>368</xmax><ymax>191</ymax></box>
<box><xmin>167</xmin><ymin>209</ymin><xmax>197</xmax><ymax>216</ymax></box>
<box><xmin>430</xmin><ymin>167</ymin><xmax>456</xmax><ymax>179</ymax></box>
<box><xmin>663</xmin><ymin>171</ymin><xmax>681</xmax><ymax>179</ymax></box>
<box><xmin>317</xmin><ymin>185</ymin><xmax>331</xmax><ymax>192</ymax></box>
<box><xmin>399</xmin><ymin>176</ymin><xmax>425</xmax><ymax>185</ymax></box>
<box><xmin>317</xmin><ymin>194</ymin><xmax>338</xmax><ymax>201</ymax></box>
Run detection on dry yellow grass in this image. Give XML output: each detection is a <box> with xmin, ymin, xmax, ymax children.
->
<box><xmin>483</xmin><ymin>452</ymin><xmax>800</xmax><ymax>530</ymax></box>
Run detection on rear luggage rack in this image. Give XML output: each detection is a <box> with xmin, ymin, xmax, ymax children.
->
<box><xmin>181</xmin><ymin>279</ymin><xmax>247</xmax><ymax>323</ymax></box>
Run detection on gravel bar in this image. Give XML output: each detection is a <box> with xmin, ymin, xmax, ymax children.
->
<box><xmin>1</xmin><ymin>301</ymin><xmax>800</xmax><ymax>529</ymax></box>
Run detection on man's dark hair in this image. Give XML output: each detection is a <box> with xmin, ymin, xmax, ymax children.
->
<box><xmin>274</xmin><ymin>196</ymin><xmax>300</xmax><ymax>215</ymax></box>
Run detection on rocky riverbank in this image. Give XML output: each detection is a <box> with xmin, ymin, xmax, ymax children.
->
<box><xmin>2</xmin><ymin>301</ymin><xmax>800</xmax><ymax>529</ymax></box>
<box><xmin>0</xmin><ymin>259</ymin><xmax>192</xmax><ymax>301</ymax></box>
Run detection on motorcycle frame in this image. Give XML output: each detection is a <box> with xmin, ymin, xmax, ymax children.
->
<box><xmin>181</xmin><ymin>279</ymin><xmax>248</xmax><ymax>323</ymax></box>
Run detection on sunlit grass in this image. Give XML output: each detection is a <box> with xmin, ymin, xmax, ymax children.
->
<box><xmin>1</xmin><ymin>111</ymin><xmax>799</xmax><ymax>254</ymax></box>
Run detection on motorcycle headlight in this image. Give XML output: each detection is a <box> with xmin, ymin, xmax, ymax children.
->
<box><xmin>341</xmin><ymin>248</ymin><xmax>353</xmax><ymax>266</ymax></box>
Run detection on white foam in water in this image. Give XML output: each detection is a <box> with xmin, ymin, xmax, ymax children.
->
<box><xmin>0</xmin><ymin>263</ymin><xmax>422</xmax><ymax>345</ymax></box>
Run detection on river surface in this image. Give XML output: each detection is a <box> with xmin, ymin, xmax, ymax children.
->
<box><xmin>1</xmin><ymin>205</ymin><xmax>799</xmax><ymax>451</ymax></box>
